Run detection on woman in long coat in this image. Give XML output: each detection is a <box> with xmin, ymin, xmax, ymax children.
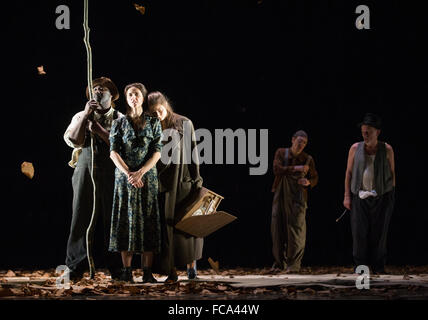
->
<box><xmin>109</xmin><ymin>83</ymin><xmax>163</xmax><ymax>283</ymax></box>
<box><xmin>147</xmin><ymin>91</ymin><xmax>203</xmax><ymax>282</ymax></box>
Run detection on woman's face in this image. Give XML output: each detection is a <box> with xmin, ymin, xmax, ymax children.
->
<box><xmin>126</xmin><ymin>87</ymin><xmax>144</xmax><ymax>110</ymax></box>
<box><xmin>153</xmin><ymin>104</ymin><xmax>168</xmax><ymax>121</ymax></box>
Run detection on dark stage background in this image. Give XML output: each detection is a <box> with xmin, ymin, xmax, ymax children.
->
<box><xmin>1</xmin><ymin>0</ymin><xmax>427</xmax><ymax>270</ymax></box>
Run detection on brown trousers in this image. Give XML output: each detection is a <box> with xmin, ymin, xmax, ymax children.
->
<box><xmin>271</xmin><ymin>175</ymin><xmax>307</xmax><ymax>270</ymax></box>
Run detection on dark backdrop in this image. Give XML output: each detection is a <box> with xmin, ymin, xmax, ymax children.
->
<box><xmin>1</xmin><ymin>0</ymin><xmax>427</xmax><ymax>270</ymax></box>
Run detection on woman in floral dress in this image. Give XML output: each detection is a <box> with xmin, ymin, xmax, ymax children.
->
<box><xmin>109</xmin><ymin>83</ymin><xmax>163</xmax><ymax>283</ymax></box>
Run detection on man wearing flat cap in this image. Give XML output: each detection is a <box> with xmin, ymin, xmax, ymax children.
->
<box><xmin>64</xmin><ymin>77</ymin><xmax>123</xmax><ymax>281</ymax></box>
<box><xmin>343</xmin><ymin>113</ymin><xmax>395</xmax><ymax>274</ymax></box>
<box><xmin>271</xmin><ymin>130</ymin><xmax>318</xmax><ymax>273</ymax></box>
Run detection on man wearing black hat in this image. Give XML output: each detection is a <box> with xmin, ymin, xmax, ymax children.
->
<box><xmin>343</xmin><ymin>113</ymin><xmax>395</xmax><ymax>274</ymax></box>
<box><xmin>64</xmin><ymin>77</ymin><xmax>123</xmax><ymax>281</ymax></box>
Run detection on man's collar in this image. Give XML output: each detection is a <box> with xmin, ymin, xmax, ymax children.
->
<box><xmin>94</xmin><ymin>107</ymin><xmax>114</xmax><ymax>119</ymax></box>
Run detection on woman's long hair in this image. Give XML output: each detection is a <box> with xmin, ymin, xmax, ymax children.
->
<box><xmin>147</xmin><ymin>91</ymin><xmax>175</xmax><ymax>130</ymax></box>
<box><xmin>124</xmin><ymin>82</ymin><xmax>148</xmax><ymax>131</ymax></box>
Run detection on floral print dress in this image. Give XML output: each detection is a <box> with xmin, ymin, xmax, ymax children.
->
<box><xmin>108</xmin><ymin>115</ymin><xmax>163</xmax><ymax>253</ymax></box>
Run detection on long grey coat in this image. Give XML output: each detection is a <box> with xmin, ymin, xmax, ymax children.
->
<box><xmin>156</xmin><ymin>114</ymin><xmax>203</xmax><ymax>274</ymax></box>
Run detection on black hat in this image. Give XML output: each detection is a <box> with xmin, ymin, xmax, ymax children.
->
<box><xmin>358</xmin><ymin>113</ymin><xmax>382</xmax><ymax>129</ymax></box>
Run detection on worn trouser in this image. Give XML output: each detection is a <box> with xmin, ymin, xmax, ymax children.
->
<box><xmin>271</xmin><ymin>176</ymin><xmax>307</xmax><ymax>271</ymax></box>
<box><xmin>65</xmin><ymin>148</ymin><xmax>121</xmax><ymax>273</ymax></box>
<box><xmin>350</xmin><ymin>189</ymin><xmax>395</xmax><ymax>272</ymax></box>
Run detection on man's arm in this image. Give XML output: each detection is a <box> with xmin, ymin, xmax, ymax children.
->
<box><xmin>307</xmin><ymin>157</ymin><xmax>319</xmax><ymax>188</ymax></box>
<box><xmin>273</xmin><ymin>148</ymin><xmax>295</xmax><ymax>176</ymax></box>
<box><xmin>386</xmin><ymin>143</ymin><xmax>396</xmax><ymax>187</ymax></box>
<box><xmin>66</xmin><ymin>100</ymin><xmax>99</xmax><ymax>146</ymax></box>
<box><xmin>344</xmin><ymin>143</ymin><xmax>358</xmax><ymax>210</ymax></box>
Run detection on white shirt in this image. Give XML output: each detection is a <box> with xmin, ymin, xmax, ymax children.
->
<box><xmin>64</xmin><ymin>107</ymin><xmax>119</xmax><ymax>168</ymax></box>
<box><xmin>359</xmin><ymin>154</ymin><xmax>377</xmax><ymax>199</ymax></box>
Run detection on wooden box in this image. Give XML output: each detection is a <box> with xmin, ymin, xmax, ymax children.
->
<box><xmin>175</xmin><ymin>187</ymin><xmax>237</xmax><ymax>238</ymax></box>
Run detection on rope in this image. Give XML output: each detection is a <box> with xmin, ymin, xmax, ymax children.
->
<box><xmin>83</xmin><ymin>0</ymin><xmax>97</xmax><ymax>279</ymax></box>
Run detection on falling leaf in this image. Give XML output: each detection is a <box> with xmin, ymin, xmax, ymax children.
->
<box><xmin>37</xmin><ymin>66</ymin><xmax>46</xmax><ymax>75</ymax></box>
<box><xmin>134</xmin><ymin>3</ymin><xmax>146</xmax><ymax>15</ymax></box>
<box><xmin>21</xmin><ymin>162</ymin><xmax>34</xmax><ymax>179</ymax></box>
<box><xmin>208</xmin><ymin>257</ymin><xmax>220</xmax><ymax>274</ymax></box>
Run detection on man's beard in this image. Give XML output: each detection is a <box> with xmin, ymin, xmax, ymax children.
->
<box><xmin>95</xmin><ymin>92</ymin><xmax>112</xmax><ymax>109</ymax></box>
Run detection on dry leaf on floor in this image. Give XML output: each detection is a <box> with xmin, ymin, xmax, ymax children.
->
<box><xmin>303</xmin><ymin>288</ymin><xmax>316</xmax><ymax>295</ymax></box>
<box><xmin>0</xmin><ymin>287</ymin><xmax>14</xmax><ymax>297</ymax></box>
<box><xmin>253</xmin><ymin>288</ymin><xmax>267</xmax><ymax>294</ymax></box>
<box><xmin>200</xmin><ymin>289</ymin><xmax>212</xmax><ymax>295</ymax></box>
<box><xmin>21</xmin><ymin>162</ymin><xmax>34</xmax><ymax>179</ymax></box>
<box><xmin>123</xmin><ymin>286</ymin><xmax>141</xmax><ymax>295</ymax></box>
<box><xmin>5</xmin><ymin>270</ymin><xmax>16</xmax><ymax>277</ymax></box>
<box><xmin>208</xmin><ymin>257</ymin><xmax>220</xmax><ymax>274</ymax></box>
<box><xmin>134</xmin><ymin>4</ymin><xmax>145</xmax><ymax>15</ymax></box>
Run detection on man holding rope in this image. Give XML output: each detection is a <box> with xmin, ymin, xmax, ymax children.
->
<box><xmin>64</xmin><ymin>77</ymin><xmax>123</xmax><ymax>281</ymax></box>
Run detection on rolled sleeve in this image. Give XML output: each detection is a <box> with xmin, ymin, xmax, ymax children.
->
<box><xmin>64</xmin><ymin>112</ymin><xmax>84</xmax><ymax>149</ymax></box>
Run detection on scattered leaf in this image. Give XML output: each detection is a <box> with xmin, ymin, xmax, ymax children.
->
<box><xmin>0</xmin><ymin>287</ymin><xmax>14</xmax><ymax>297</ymax></box>
<box><xmin>21</xmin><ymin>162</ymin><xmax>34</xmax><ymax>179</ymax></box>
<box><xmin>134</xmin><ymin>4</ymin><xmax>145</xmax><ymax>15</ymax></box>
<box><xmin>200</xmin><ymin>289</ymin><xmax>212</xmax><ymax>295</ymax></box>
<box><xmin>253</xmin><ymin>288</ymin><xmax>267</xmax><ymax>294</ymax></box>
<box><xmin>208</xmin><ymin>257</ymin><xmax>220</xmax><ymax>274</ymax></box>
<box><xmin>303</xmin><ymin>288</ymin><xmax>316</xmax><ymax>295</ymax></box>
<box><xmin>5</xmin><ymin>270</ymin><xmax>16</xmax><ymax>277</ymax></box>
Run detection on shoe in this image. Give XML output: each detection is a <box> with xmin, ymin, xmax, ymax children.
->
<box><xmin>165</xmin><ymin>270</ymin><xmax>178</xmax><ymax>283</ymax></box>
<box><xmin>284</xmin><ymin>267</ymin><xmax>300</xmax><ymax>274</ymax></box>
<box><xmin>142</xmin><ymin>267</ymin><xmax>158</xmax><ymax>283</ymax></box>
<box><xmin>271</xmin><ymin>262</ymin><xmax>282</xmax><ymax>269</ymax></box>
<box><xmin>372</xmin><ymin>269</ymin><xmax>387</xmax><ymax>275</ymax></box>
<box><xmin>68</xmin><ymin>269</ymin><xmax>84</xmax><ymax>282</ymax></box>
<box><xmin>109</xmin><ymin>267</ymin><xmax>122</xmax><ymax>281</ymax></box>
<box><xmin>119</xmin><ymin>267</ymin><xmax>134</xmax><ymax>283</ymax></box>
<box><xmin>187</xmin><ymin>268</ymin><xmax>197</xmax><ymax>280</ymax></box>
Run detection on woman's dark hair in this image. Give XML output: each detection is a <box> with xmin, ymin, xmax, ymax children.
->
<box><xmin>147</xmin><ymin>91</ymin><xmax>175</xmax><ymax>130</ymax></box>
<box><xmin>124</xmin><ymin>83</ymin><xmax>148</xmax><ymax>131</ymax></box>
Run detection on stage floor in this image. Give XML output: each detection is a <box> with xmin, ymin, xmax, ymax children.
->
<box><xmin>1</xmin><ymin>266</ymin><xmax>428</xmax><ymax>300</ymax></box>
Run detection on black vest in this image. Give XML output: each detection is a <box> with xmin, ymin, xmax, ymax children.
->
<box><xmin>351</xmin><ymin>141</ymin><xmax>393</xmax><ymax>196</ymax></box>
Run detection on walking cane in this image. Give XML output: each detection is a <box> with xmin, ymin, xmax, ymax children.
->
<box><xmin>83</xmin><ymin>0</ymin><xmax>98</xmax><ymax>279</ymax></box>
<box><xmin>336</xmin><ymin>209</ymin><xmax>349</xmax><ymax>223</ymax></box>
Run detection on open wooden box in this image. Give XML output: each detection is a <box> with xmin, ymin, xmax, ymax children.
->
<box><xmin>175</xmin><ymin>187</ymin><xmax>237</xmax><ymax>238</ymax></box>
